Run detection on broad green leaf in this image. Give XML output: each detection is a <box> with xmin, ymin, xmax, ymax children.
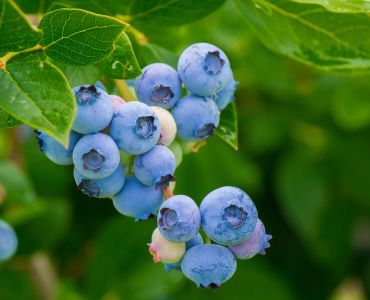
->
<box><xmin>129</xmin><ymin>0</ymin><xmax>226</xmax><ymax>26</ymax></box>
<box><xmin>0</xmin><ymin>51</ymin><xmax>75</xmax><ymax>145</ymax></box>
<box><xmin>0</xmin><ymin>0</ymin><xmax>40</xmax><ymax>56</ymax></box>
<box><xmin>14</xmin><ymin>0</ymin><xmax>55</xmax><ymax>13</ymax></box>
<box><xmin>216</xmin><ymin>102</ymin><xmax>238</xmax><ymax>150</ymax></box>
<box><xmin>98</xmin><ymin>32</ymin><xmax>141</xmax><ymax>79</ymax></box>
<box><xmin>233</xmin><ymin>0</ymin><xmax>370</xmax><ymax>73</ymax></box>
<box><xmin>138</xmin><ymin>43</ymin><xmax>178</xmax><ymax>68</ymax></box>
<box><xmin>0</xmin><ymin>110</ymin><xmax>21</xmax><ymax>128</ymax></box>
<box><xmin>293</xmin><ymin>0</ymin><xmax>370</xmax><ymax>13</ymax></box>
<box><xmin>39</xmin><ymin>8</ymin><xmax>126</xmax><ymax>66</ymax></box>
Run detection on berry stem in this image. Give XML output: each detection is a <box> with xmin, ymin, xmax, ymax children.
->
<box><xmin>114</xmin><ymin>79</ymin><xmax>136</xmax><ymax>101</ymax></box>
<box><xmin>163</xmin><ymin>187</ymin><xmax>174</xmax><ymax>199</ymax></box>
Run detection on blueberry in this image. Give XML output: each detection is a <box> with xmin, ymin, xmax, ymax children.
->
<box><xmin>73</xmin><ymin>164</ymin><xmax>125</xmax><ymax>198</ymax></box>
<box><xmin>0</xmin><ymin>220</ymin><xmax>18</xmax><ymax>261</ymax></box>
<box><xmin>181</xmin><ymin>244</ymin><xmax>237</xmax><ymax>288</ymax></box>
<box><xmin>200</xmin><ymin>186</ymin><xmax>258</xmax><ymax>245</ymax></box>
<box><xmin>148</xmin><ymin>228</ymin><xmax>185</xmax><ymax>264</ymax></box>
<box><xmin>110</xmin><ymin>101</ymin><xmax>160</xmax><ymax>155</ymax></box>
<box><xmin>135</xmin><ymin>63</ymin><xmax>182</xmax><ymax>109</ymax></box>
<box><xmin>213</xmin><ymin>77</ymin><xmax>238</xmax><ymax>111</ymax></box>
<box><xmin>229</xmin><ymin>219</ymin><xmax>272</xmax><ymax>259</ymax></box>
<box><xmin>164</xmin><ymin>233</ymin><xmax>204</xmax><ymax>271</ymax></box>
<box><xmin>95</xmin><ymin>81</ymin><xmax>107</xmax><ymax>91</ymax></box>
<box><xmin>110</xmin><ymin>95</ymin><xmax>125</xmax><ymax>114</ymax></box>
<box><xmin>152</xmin><ymin>106</ymin><xmax>177</xmax><ymax>147</ymax></box>
<box><xmin>73</xmin><ymin>133</ymin><xmax>120</xmax><ymax>179</ymax></box>
<box><xmin>112</xmin><ymin>176</ymin><xmax>163</xmax><ymax>221</ymax></box>
<box><xmin>35</xmin><ymin>130</ymin><xmax>81</xmax><ymax>165</ymax></box>
<box><xmin>133</xmin><ymin>145</ymin><xmax>176</xmax><ymax>189</ymax></box>
<box><xmin>172</xmin><ymin>95</ymin><xmax>220</xmax><ymax>140</ymax></box>
<box><xmin>72</xmin><ymin>85</ymin><xmax>113</xmax><ymax>134</ymax></box>
<box><xmin>157</xmin><ymin>195</ymin><xmax>200</xmax><ymax>242</ymax></box>
<box><xmin>178</xmin><ymin>43</ymin><xmax>233</xmax><ymax>97</ymax></box>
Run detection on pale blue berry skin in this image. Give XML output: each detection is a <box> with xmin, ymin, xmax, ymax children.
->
<box><xmin>200</xmin><ymin>186</ymin><xmax>258</xmax><ymax>245</ymax></box>
<box><xmin>113</xmin><ymin>176</ymin><xmax>163</xmax><ymax>221</ymax></box>
<box><xmin>172</xmin><ymin>95</ymin><xmax>220</xmax><ymax>141</ymax></box>
<box><xmin>164</xmin><ymin>233</ymin><xmax>204</xmax><ymax>271</ymax></box>
<box><xmin>181</xmin><ymin>244</ymin><xmax>237</xmax><ymax>288</ymax></box>
<box><xmin>133</xmin><ymin>145</ymin><xmax>176</xmax><ymax>188</ymax></box>
<box><xmin>73</xmin><ymin>165</ymin><xmax>125</xmax><ymax>199</ymax></box>
<box><xmin>109</xmin><ymin>101</ymin><xmax>160</xmax><ymax>155</ymax></box>
<box><xmin>178</xmin><ymin>43</ymin><xmax>233</xmax><ymax>97</ymax></box>
<box><xmin>72</xmin><ymin>85</ymin><xmax>113</xmax><ymax>134</ymax></box>
<box><xmin>229</xmin><ymin>219</ymin><xmax>272</xmax><ymax>259</ymax></box>
<box><xmin>213</xmin><ymin>77</ymin><xmax>238</xmax><ymax>111</ymax></box>
<box><xmin>73</xmin><ymin>133</ymin><xmax>120</xmax><ymax>179</ymax></box>
<box><xmin>35</xmin><ymin>130</ymin><xmax>81</xmax><ymax>165</ymax></box>
<box><xmin>0</xmin><ymin>220</ymin><xmax>18</xmax><ymax>261</ymax></box>
<box><xmin>135</xmin><ymin>63</ymin><xmax>182</xmax><ymax>109</ymax></box>
<box><xmin>157</xmin><ymin>195</ymin><xmax>200</xmax><ymax>242</ymax></box>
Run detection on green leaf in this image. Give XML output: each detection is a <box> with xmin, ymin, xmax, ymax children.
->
<box><xmin>233</xmin><ymin>0</ymin><xmax>370</xmax><ymax>73</ymax></box>
<box><xmin>0</xmin><ymin>0</ymin><xmax>40</xmax><ymax>56</ymax></box>
<box><xmin>129</xmin><ymin>0</ymin><xmax>226</xmax><ymax>26</ymax></box>
<box><xmin>0</xmin><ymin>51</ymin><xmax>75</xmax><ymax>145</ymax></box>
<box><xmin>51</xmin><ymin>60</ymin><xmax>103</xmax><ymax>87</ymax></box>
<box><xmin>216</xmin><ymin>102</ymin><xmax>238</xmax><ymax>150</ymax></box>
<box><xmin>39</xmin><ymin>8</ymin><xmax>126</xmax><ymax>66</ymax></box>
<box><xmin>292</xmin><ymin>0</ymin><xmax>370</xmax><ymax>13</ymax></box>
<box><xmin>0</xmin><ymin>160</ymin><xmax>36</xmax><ymax>205</ymax></box>
<box><xmin>0</xmin><ymin>110</ymin><xmax>21</xmax><ymax>128</ymax></box>
<box><xmin>14</xmin><ymin>0</ymin><xmax>55</xmax><ymax>13</ymax></box>
<box><xmin>98</xmin><ymin>32</ymin><xmax>141</xmax><ymax>79</ymax></box>
<box><xmin>138</xmin><ymin>43</ymin><xmax>178</xmax><ymax>68</ymax></box>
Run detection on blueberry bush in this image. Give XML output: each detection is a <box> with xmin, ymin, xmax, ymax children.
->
<box><xmin>1</xmin><ymin>0</ymin><xmax>370</xmax><ymax>299</ymax></box>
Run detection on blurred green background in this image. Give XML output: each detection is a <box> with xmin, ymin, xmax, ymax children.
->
<box><xmin>1</xmin><ymin>1</ymin><xmax>370</xmax><ymax>300</ymax></box>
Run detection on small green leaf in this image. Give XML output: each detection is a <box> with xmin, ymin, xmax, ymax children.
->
<box><xmin>0</xmin><ymin>110</ymin><xmax>21</xmax><ymax>128</ymax></box>
<box><xmin>216</xmin><ymin>102</ymin><xmax>238</xmax><ymax>150</ymax></box>
<box><xmin>292</xmin><ymin>0</ymin><xmax>370</xmax><ymax>13</ymax></box>
<box><xmin>129</xmin><ymin>0</ymin><xmax>226</xmax><ymax>26</ymax></box>
<box><xmin>51</xmin><ymin>60</ymin><xmax>103</xmax><ymax>87</ymax></box>
<box><xmin>98</xmin><ymin>32</ymin><xmax>141</xmax><ymax>79</ymax></box>
<box><xmin>0</xmin><ymin>0</ymin><xmax>40</xmax><ymax>56</ymax></box>
<box><xmin>234</xmin><ymin>0</ymin><xmax>370</xmax><ymax>73</ymax></box>
<box><xmin>39</xmin><ymin>8</ymin><xmax>127</xmax><ymax>66</ymax></box>
<box><xmin>138</xmin><ymin>43</ymin><xmax>178</xmax><ymax>68</ymax></box>
<box><xmin>0</xmin><ymin>51</ymin><xmax>75</xmax><ymax>145</ymax></box>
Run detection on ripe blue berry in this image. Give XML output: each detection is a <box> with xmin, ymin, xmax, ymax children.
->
<box><xmin>113</xmin><ymin>176</ymin><xmax>163</xmax><ymax>221</ymax></box>
<box><xmin>0</xmin><ymin>220</ymin><xmax>18</xmax><ymax>261</ymax></box>
<box><xmin>157</xmin><ymin>195</ymin><xmax>200</xmax><ymax>242</ymax></box>
<box><xmin>35</xmin><ymin>130</ymin><xmax>81</xmax><ymax>165</ymax></box>
<box><xmin>73</xmin><ymin>164</ymin><xmax>125</xmax><ymax>198</ymax></box>
<box><xmin>133</xmin><ymin>145</ymin><xmax>176</xmax><ymax>189</ymax></box>
<box><xmin>72</xmin><ymin>85</ymin><xmax>113</xmax><ymax>134</ymax></box>
<box><xmin>172</xmin><ymin>95</ymin><xmax>220</xmax><ymax>140</ymax></box>
<box><xmin>181</xmin><ymin>244</ymin><xmax>237</xmax><ymax>288</ymax></box>
<box><xmin>178</xmin><ymin>43</ymin><xmax>233</xmax><ymax>97</ymax></box>
<box><xmin>213</xmin><ymin>77</ymin><xmax>238</xmax><ymax>111</ymax></box>
<box><xmin>110</xmin><ymin>101</ymin><xmax>160</xmax><ymax>155</ymax></box>
<box><xmin>229</xmin><ymin>219</ymin><xmax>272</xmax><ymax>259</ymax></box>
<box><xmin>164</xmin><ymin>233</ymin><xmax>204</xmax><ymax>271</ymax></box>
<box><xmin>135</xmin><ymin>63</ymin><xmax>182</xmax><ymax>109</ymax></box>
<box><xmin>200</xmin><ymin>186</ymin><xmax>258</xmax><ymax>245</ymax></box>
<box><xmin>73</xmin><ymin>133</ymin><xmax>120</xmax><ymax>179</ymax></box>
<box><xmin>152</xmin><ymin>106</ymin><xmax>177</xmax><ymax>146</ymax></box>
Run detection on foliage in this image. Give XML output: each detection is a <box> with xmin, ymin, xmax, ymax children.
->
<box><xmin>1</xmin><ymin>0</ymin><xmax>370</xmax><ymax>299</ymax></box>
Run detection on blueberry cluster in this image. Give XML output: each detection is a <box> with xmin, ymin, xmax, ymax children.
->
<box><xmin>33</xmin><ymin>42</ymin><xmax>270</xmax><ymax>287</ymax></box>
<box><xmin>149</xmin><ymin>187</ymin><xmax>271</xmax><ymax>288</ymax></box>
